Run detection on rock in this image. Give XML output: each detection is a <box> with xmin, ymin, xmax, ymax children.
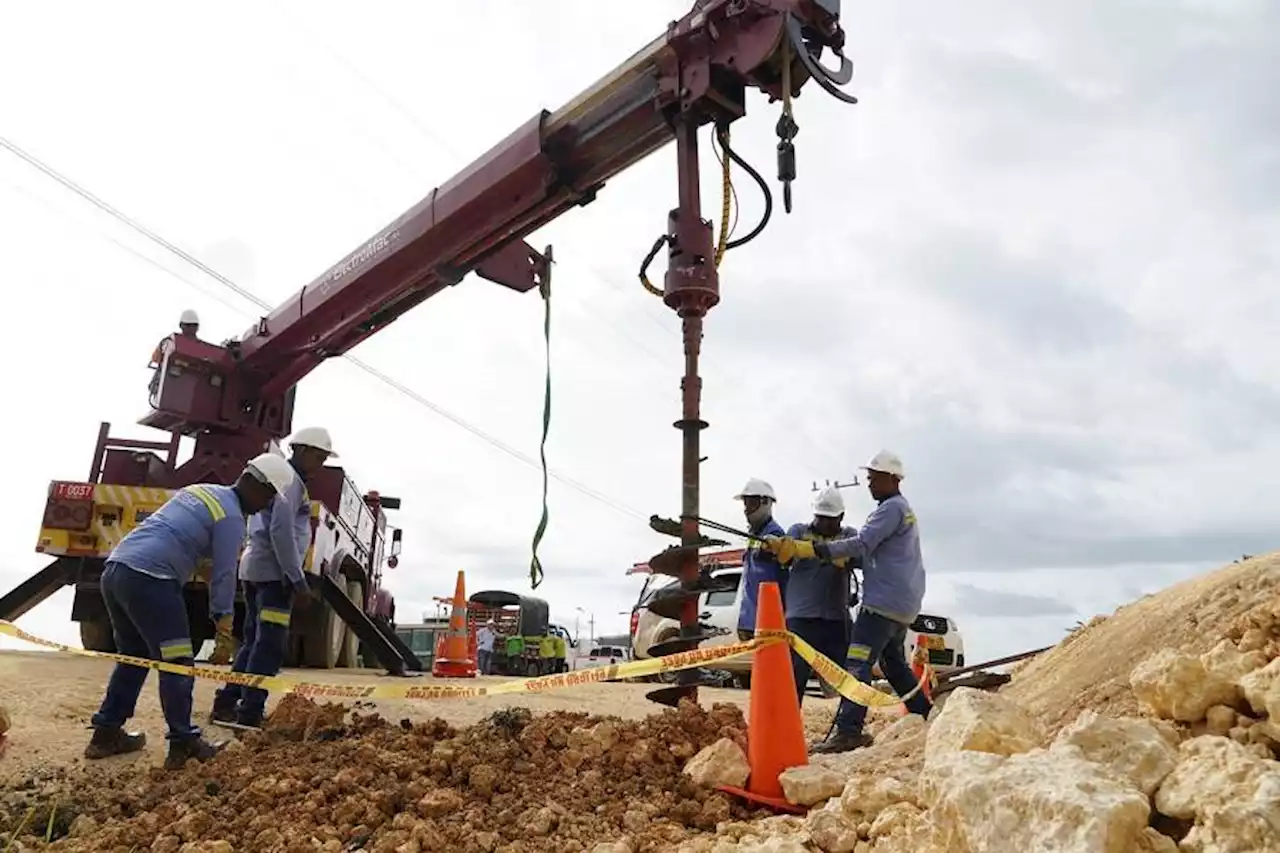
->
<box><xmin>1239</xmin><ymin>659</ymin><xmax>1280</xmax><ymax>717</ymax></box>
<box><xmin>1206</xmin><ymin>705</ymin><xmax>1239</xmax><ymax>737</ymax></box>
<box><xmin>416</xmin><ymin>788</ymin><xmax>463</xmax><ymax>818</ymax></box>
<box><xmin>737</xmin><ymin>839</ymin><xmax>810</xmax><ymax>853</ymax></box>
<box><xmin>1200</xmin><ymin>639</ymin><xmax>1268</xmax><ymax>682</ymax></box>
<box><xmin>68</xmin><ymin>814</ymin><xmax>98</xmax><ymax>838</ymax></box>
<box><xmin>1134</xmin><ymin>828</ymin><xmax>1179</xmax><ymax>852</ymax></box>
<box><xmin>779</xmin><ymin>764</ymin><xmax>846</xmax><ymax>806</ymax></box>
<box><xmin>683</xmin><ymin>738</ymin><xmax>750</xmax><ymax>789</ymax></box>
<box><xmin>923</xmin><ymin>687</ymin><xmax>1044</xmax><ymax>767</ymax></box>
<box><xmin>590</xmin><ymin>842</ymin><xmax>633</xmax><ymax>853</ymax></box>
<box><xmin>921</xmin><ymin>749</ymin><xmax>1152</xmax><ymax>853</ymax></box>
<box><xmin>1239</xmin><ymin>628</ymin><xmax>1268</xmax><ymax>653</ymax></box>
<box><xmin>1155</xmin><ymin>734</ymin><xmax>1280</xmax><ymax>851</ymax></box>
<box><xmin>867</xmin><ymin>802</ymin><xmax>924</xmax><ymax>839</ymax></box>
<box><xmin>1050</xmin><ymin>710</ymin><xmax>1179</xmax><ymax>796</ymax></box>
<box><xmin>1130</xmin><ymin>648</ymin><xmax>1241</xmax><ymax>723</ymax></box>
<box><xmin>805</xmin><ymin>810</ymin><xmax>860</xmax><ymax>853</ymax></box>
<box><xmin>0</xmin><ymin>705</ymin><xmax>10</xmax><ymax>735</ymax></box>
<box><xmin>839</xmin><ymin>773</ymin><xmax>914</xmax><ymax>818</ymax></box>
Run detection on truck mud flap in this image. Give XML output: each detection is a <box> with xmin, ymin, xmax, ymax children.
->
<box><xmin>316</xmin><ymin>574</ymin><xmax>424</xmax><ymax>677</ymax></box>
<box><xmin>0</xmin><ymin>558</ymin><xmax>74</xmax><ymax>622</ymax></box>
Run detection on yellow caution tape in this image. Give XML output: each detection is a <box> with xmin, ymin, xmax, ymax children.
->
<box><xmin>0</xmin><ymin>620</ymin><xmax>914</xmax><ymax>707</ymax></box>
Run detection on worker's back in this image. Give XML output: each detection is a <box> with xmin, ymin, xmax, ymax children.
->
<box><xmin>109</xmin><ymin>485</ymin><xmax>244</xmax><ymax>586</ymax></box>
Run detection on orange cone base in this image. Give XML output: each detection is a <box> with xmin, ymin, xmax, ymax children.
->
<box><xmin>716</xmin><ymin>784</ymin><xmax>807</xmax><ymax>814</ymax></box>
<box><xmin>431</xmin><ymin>658</ymin><xmax>477</xmax><ymax>678</ymax></box>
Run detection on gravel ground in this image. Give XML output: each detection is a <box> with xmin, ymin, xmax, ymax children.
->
<box><xmin>0</xmin><ymin>651</ymin><xmax>860</xmax><ymax>786</ymax></box>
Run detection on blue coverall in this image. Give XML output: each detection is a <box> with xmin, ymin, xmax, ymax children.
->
<box><xmin>212</xmin><ymin>464</ymin><xmax>311</xmax><ymax>724</ymax></box>
<box><xmin>737</xmin><ymin>517</ymin><xmax>787</xmax><ymax>636</ymax></box>
<box><xmin>782</xmin><ymin>521</ymin><xmax>857</xmax><ymax>703</ymax></box>
<box><xmin>816</xmin><ymin>493</ymin><xmax>932</xmax><ymax>735</ymax></box>
<box><xmin>92</xmin><ymin>485</ymin><xmax>245</xmax><ymax>742</ymax></box>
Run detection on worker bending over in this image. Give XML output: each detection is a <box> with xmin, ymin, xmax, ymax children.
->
<box><xmin>779</xmin><ymin>486</ymin><xmax>858</xmax><ymax>709</ymax></box>
<box><xmin>733</xmin><ymin>479</ymin><xmax>786</xmax><ymax>641</ymax></box>
<box><xmin>210</xmin><ymin>427</ymin><xmax>336</xmax><ymax>730</ymax></box>
<box><xmin>764</xmin><ymin>450</ymin><xmax>930</xmax><ymax>754</ymax></box>
<box><xmin>84</xmin><ymin>453</ymin><xmax>295</xmax><ymax>769</ymax></box>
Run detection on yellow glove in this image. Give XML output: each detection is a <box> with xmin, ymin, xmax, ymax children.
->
<box><xmin>762</xmin><ymin>536</ymin><xmax>816</xmax><ymax>564</ymax></box>
<box><xmin>209</xmin><ymin>615</ymin><xmax>235</xmax><ymax>665</ymax></box>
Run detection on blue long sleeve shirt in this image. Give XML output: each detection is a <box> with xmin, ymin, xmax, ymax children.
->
<box><xmin>738</xmin><ymin>517</ymin><xmax>787</xmax><ymax>631</ymax></box>
<box><xmin>815</xmin><ymin>494</ymin><xmax>925</xmax><ymax>625</ymax></box>
<box><xmin>783</xmin><ymin>522</ymin><xmax>859</xmax><ymax>621</ymax></box>
<box><xmin>107</xmin><ymin>484</ymin><xmax>246</xmax><ymax>619</ymax></box>
<box><xmin>238</xmin><ymin>471</ymin><xmax>311</xmax><ymax>589</ymax></box>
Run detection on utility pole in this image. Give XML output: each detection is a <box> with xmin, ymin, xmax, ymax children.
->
<box><xmin>811</xmin><ymin>476</ymin><xmax>860</xmax><ymax>492</ymax></box>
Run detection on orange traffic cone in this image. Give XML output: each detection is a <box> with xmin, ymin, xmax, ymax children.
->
<box><xmin>719</xmin><ymin>581</ymin><xmax>808</xmax><ymax>812</ymax></box>
<box><xmin>898</xmin><ymin>643</ymin><xmax>933</xmax><ymax>715</ymax></box>
<box><xmin>432</xmin><ymin>570</ymin><xmax>477</xmax><ymax>678</ymax></box>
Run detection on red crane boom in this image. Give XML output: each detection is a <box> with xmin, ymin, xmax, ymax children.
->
<box><xmin>34</xmin><ymin>0</ymin><xmax>858</xmax><ymax>703</ymax></box>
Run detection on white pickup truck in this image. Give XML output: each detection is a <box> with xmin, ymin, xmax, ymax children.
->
<box><xmin>628</xmin><ymin>551</ymin><xmax>966</xmax><ymax>688</ymax></box>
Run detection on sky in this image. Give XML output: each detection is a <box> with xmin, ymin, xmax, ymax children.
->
<box><xmin>0</xmin><ymin>1</ymin><xmax>1276</xmax><ymax>665</ymax></box>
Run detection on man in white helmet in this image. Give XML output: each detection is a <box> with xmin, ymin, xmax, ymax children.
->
<box><xmin>777</xmin><ymin>486</ymin><xmax>859</xmax><ymax>707</ymax></box>
<box><xmin>83</xmin><ymin>453</ymin><xmax>294</xmax><ymax>770</ymax></box>
<box><xmin>733</xmin><ymin>478</ymin><xmax>787</xmax><ymax>640</ymax></box>
<box><xmin>763</xmin><ymin>450</ymin><xmax>931</xmax><ymax>753</ymax></box>
<box><xmin>210</xmin><ymin>427</ymin><xmax>337</xmax><ymax>730</ymax></box>
<box><xmin>148</xmin><ymin>310</ymin><xmax>202</xmax><ymax>401</ymax></box>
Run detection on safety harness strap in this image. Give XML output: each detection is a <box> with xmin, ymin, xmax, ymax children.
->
<box><xmin>529</xmin><ymin>273</ymin><xmax>552</xmax><ymax>590</ymax></box>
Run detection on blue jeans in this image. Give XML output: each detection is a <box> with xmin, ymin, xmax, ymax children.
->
<box><xmin>212</xmin><ymin>581</ymin><xmax>292</xmax><ymax>722</ymax></box>
<box><xmin>835</xmin><ymin>610</ymin><xmax>933</xmax><ymax>734</ymax></box>
<box><xmin>786</xmin><ymin>617</ymin><xmax>848</xmax><ymax>705</ymax></box>
<box><xmin>477</xmin><ymin>649</ymin><xmax>492</xmax><ymax>674</ymax></box>
<box><xmin>91</xmin><ymin>562</ymin><xmax>201</xmax><ymax>742</ymax></box>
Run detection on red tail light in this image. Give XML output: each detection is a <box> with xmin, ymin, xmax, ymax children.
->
<box><xmin>43</xmin><ymin>482</ymin><xmax>94</xmax><ymax>531</ymax></box>
<box><xmin>629</xmin><ymin>609</ymin><xmax>640</xmax><ymax>637</ymax></box>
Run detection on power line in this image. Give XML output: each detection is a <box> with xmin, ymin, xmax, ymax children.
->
<box><xmin>0</xmin><ymin>135</ymin><xmax>646</xmax><ymax>522</ymax></box>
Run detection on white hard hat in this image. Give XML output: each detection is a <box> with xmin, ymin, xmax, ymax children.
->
<box><xmin>244</xmin><ymin>452</ymin><xmax>296</xmax><ymax>495</ymax></box>
<box><xmin>289</xmin><ymin>426</ymin><xmax>338</xmax><ymax>458</ymax></box>
<box><xmin>861</xmin><ymin>449</ymin><xmax>905</xmax><ymax>480</ymax></box>
<box><xmin>812</xmin><ymin>486</ymin><xmax>845</xmax><ymax>518</ymax></box>
<box><xmin>733</xmin><ymin>478</ymin><xmax>776</xmax><ymax>501</ymax></box>
<box><xmin>179</xmin><ymin>309</ymin><xmax>200</xmax><ymax>326</ymax></box>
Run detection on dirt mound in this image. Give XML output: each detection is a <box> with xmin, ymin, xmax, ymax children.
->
<box><xmin>0</xmin><ymin>696</ymin><xmax>761</xmax><ymax>852</ymax></box>
<box><xmin>1002</xmin><ymin>553</ymin><xmax>1280</xmax><ymax>734</ymax></box>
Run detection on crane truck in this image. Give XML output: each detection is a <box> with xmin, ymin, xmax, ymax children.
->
<box><xmin>0</xmin><ymin>0</ymin><xmax>859</xmax><ymax>702</ymax></box>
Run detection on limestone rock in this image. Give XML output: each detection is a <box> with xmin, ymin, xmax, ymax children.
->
<box><xmin>921</xmin><ymin>749</ymin><xmax>1152</xmax><ymax>853</ymax></box>
<box><xmin>1155</xmin><ymin>734</ymin><xmax>1280</xmax><ymax>852</ymax></box>
<box><xmin>0</xmin><ymin>705</ymin><xmax>10</xmax><ymax>735</ymax></box>
<box><xmin>1134</xmin><ymin>827</ymin><xmax>1179</xmax><ymax>852</ymax></box>
<box><xmin>805</xmin><ymin>809</ymin><xmax>860</xmax><ymax>853</ymax></box>
<box><xmin>1050</xmin><ymin>710</ymin><xmax>1179</xmax><ymax>796</ymax></box>
<box><xmin>923</xmin><ymin>687</ymin><xmax>1044</xmax><ymax>767</ymax></box>
<box><xmin>1130</xmin><ymin>648</ymin><xmax>1239</xmax><ymax>723</ymax></box>
<box><xmin>867</xmin><ymin>801</ymin><xmax>924</xmax><ymax>839</ymax></box>
<box><xmin>839</xmin><ymin>773</ymin><xmax>914</xmax><ymax>819</ymax></box>
<box><xmin>590</xmin><ymin>842</ymin><xmax>633</xmax><ymax>853</ymax></box>
<box><xmin>683</xmin><ymin>738</ymin><xmax>750</xmax><ymax>789</ymax></box>
<box><xmin>1239</xmin><ymin>658</ymin><xmax>1280</xmax><ymax>718</ymax></box>
<box><xmin>779</xmin><ymin>764</ymin><xmax>845</xmax><ymax>806</ymax></box>
<box><xmin>1200</xmin><ymin>639</ymin><xmax>1268</xmax><ymax>682</ymax></box>
<box><xmin>1206</xmin><ymin>705</ymin><xmax>1238</xmax><ymax>737</ymax></box>
<box><xmin>736</xmin><ymin>839</ymin><xmax>810</xmax><ymax>853</ymax></box>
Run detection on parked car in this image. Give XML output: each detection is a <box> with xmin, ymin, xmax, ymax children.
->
<box><xmin>572</xmin><ymin>644</ymin><xmax>631</xmax><ymax>671</ymax></box>
<box><xmin>627</xmin><ymin>552</ymin><xmax>966</xmax><ymax>689</ymax></box>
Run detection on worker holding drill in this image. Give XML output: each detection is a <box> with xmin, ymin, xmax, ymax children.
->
<box><xmin>733</xmin><ymin>479</ymin><xmax>787</xmax><ymax>641</ymax></box>
<box><xmin>83</xmin><ymin>453</ymin><xmax>296</xmax><ymax>770</ymax></box>
<box><xmin>781</xmin><ymin>486</ymin><xmax>858</xmax><ymax>707</ymax></box>
<box><xmin>210</xmin><ymin>427</ymin><xmax>337</xmax><ymax>731</ymax></box>
<box><xmin>764</xmin><ymin>450</ymin><xmax>931</xmax><ymax>754</ymax></box>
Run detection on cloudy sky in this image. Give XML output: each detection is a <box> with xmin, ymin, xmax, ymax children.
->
<box><xmin>1</xmin><ymin>1</ymin><xmax>1275</xmax><ymax>665</ymax></box>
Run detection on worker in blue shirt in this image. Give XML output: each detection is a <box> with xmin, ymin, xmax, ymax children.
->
<box><xmin>764</xmin><ymin>450</ymin><xmax>931</xmax><ymax>754</ymax></box>
<box><xmin>210</xmin><ymin>427</ymin><xmax>336</xmax><ymax>730</ymax></box>
<box><xmin>83</xmin><ymin>452</ymin><xmax>296</xmax><ymax>770</ymax></box>
<box><xmin>780</xmin><ymin>486</ymin><xmax>858</xmax><ymax>707</ymax></box>
<box><xmin>733</xmin><ymin>478</ymin><xmax>786</xmax><ymax>640</ymax></box>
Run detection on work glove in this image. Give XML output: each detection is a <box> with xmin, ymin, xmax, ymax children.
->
<box><xmin>762</xmin><ymin>536</ymin><xmax>816</xmax><ymax>564</ymax></box>
<box><xmin>209</xmin><ymin>614</ymin><xmax>235</xmax><ymax>665</ymax></box>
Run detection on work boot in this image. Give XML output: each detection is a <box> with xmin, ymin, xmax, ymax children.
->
<box><xmin>810</xmin><ymin>729</ymin><xmax>874</xmax><ymax>755</ymax></box>
<box><xmin>83</xmin><ymin>727</ymin><xmax>147</xmax><ymax>760</ymax></box>
<box><xmin>164</xmin><ymin>736</ymin><xmax>225</xmax><ymax>770</ymax></box>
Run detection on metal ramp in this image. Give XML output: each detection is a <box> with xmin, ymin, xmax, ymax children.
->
<box><xmin>316</xmin><ymin>574</ymin><xmax>424</xmax><ymax>676</ymax></box>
